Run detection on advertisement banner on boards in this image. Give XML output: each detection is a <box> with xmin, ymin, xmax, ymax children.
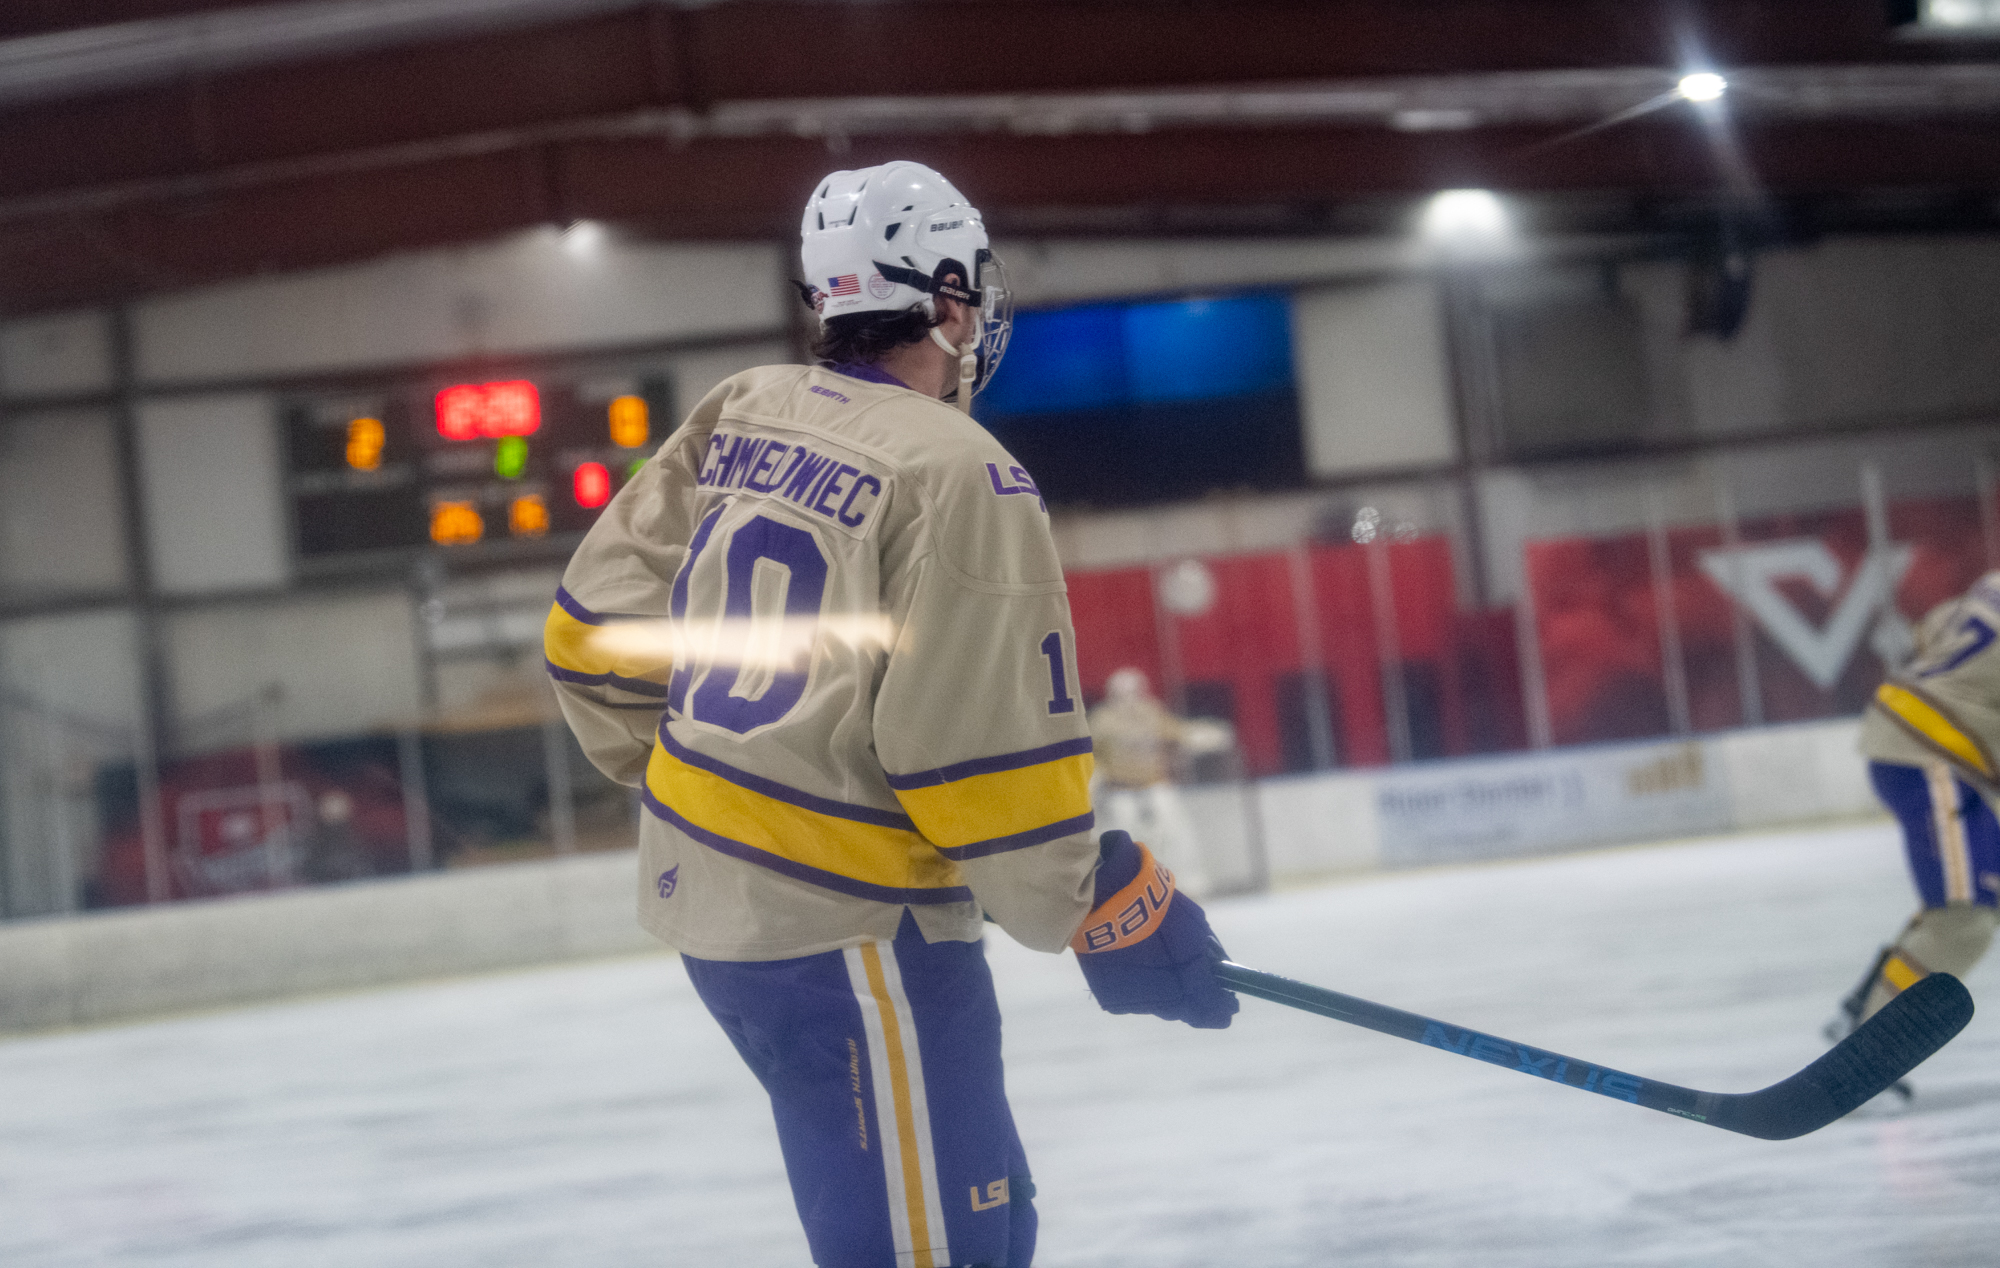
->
<box><xmin>1374</xmin><ymin>739</ymin><xmax>1733</xmax><ymax>868</ymax></box>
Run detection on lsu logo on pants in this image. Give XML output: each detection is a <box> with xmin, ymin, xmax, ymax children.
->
<box><xmin>656</xmin><ymin>866</ymin><xmax>679</xmax><ymax>899</ymax></box>
<box><xmin>970</xmin><ymin>1178</ymin><xmax>1009</xmax><ymax>1211</ymax></box>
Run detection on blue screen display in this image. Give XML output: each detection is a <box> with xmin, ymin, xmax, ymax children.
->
<box><xmin>979</xmin><ymin>292</ymin><xmax>1293</xmax><ymax>418</ymax></box>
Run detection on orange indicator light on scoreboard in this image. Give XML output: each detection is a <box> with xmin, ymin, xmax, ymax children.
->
<box><xmin>436</xmin><ymin>380</ymin><xmax>541</xmax><ymax>440</ymax></box>
<box><xmin>608</xmin><ymin>394</ymin><xmax>649</xmax><ymax>448</ymax></box>
<box><xmin>573</xmin><ymin>461</ymin><xmax>611</xmax><ymax>509</ymax></box>
<box><xmin>509</xmin><ymin>495</ymin><xmax>549</xmax><ymax>538</ymax></box>
<box><xmin>345</xmin><ymin>417</ymin><xmax>384</xmax><ymax>471</ymax></box>
<box><xmin>429</xmin><ymin>501</ymin><xmax>484</xmax><ymax>545</ymax></box>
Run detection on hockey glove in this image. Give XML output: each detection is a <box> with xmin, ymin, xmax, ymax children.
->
<box><xmin>1071</xmin><ymin>831</ymin><xmax>1238</xmax><ymax>1030</ymax></box>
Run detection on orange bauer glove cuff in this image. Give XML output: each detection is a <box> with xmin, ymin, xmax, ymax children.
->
<box><xmin>1070</xmin><ymin>840</ymin><xmax>1177</xmax><ymax>954</ymax></box>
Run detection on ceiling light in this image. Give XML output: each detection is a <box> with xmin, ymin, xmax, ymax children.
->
<box><xmin>1420</xmin><ymin>189</ymin><xmax>1510</xmax><ymax>242</ymax></box>
<box><xmin>1678</xmin><ymin>72</ymin><xmax>1727</xmax><ymax>103</ymax></box>
<box><xmin>560</xmin><ymin>219</ymin><xmax>605</xmax><ymax>256</ymax></box>
<box><xmin>1914</xmin><ymin>0</ymin><xmax>2000</xmax><ymax>30</ymax></box>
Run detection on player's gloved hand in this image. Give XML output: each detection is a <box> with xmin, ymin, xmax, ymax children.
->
<box><xmin>1071</xmin><ymin>830</ymin><xmax>1238</xmax><ymax>1029</ymax></box>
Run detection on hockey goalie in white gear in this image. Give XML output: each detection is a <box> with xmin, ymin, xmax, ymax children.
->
<box><xmin>1088</xmin><ymin>667</ymin><xmax>1233</xmax><ymax>898</ymax></box>
<box><xmin>797</xmin><ymin>160</ymin><xmax>1013</xmax><ymax>412</ymax></box>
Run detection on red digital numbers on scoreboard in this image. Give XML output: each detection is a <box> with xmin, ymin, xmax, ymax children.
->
<box><xmin>435</xmin><ymin>380</ymin><xmax>541</xmax><ymax>440</ymax></box>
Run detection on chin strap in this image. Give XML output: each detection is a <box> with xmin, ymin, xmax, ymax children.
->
<box><xmin>929</xmin><ymin>326</ymin><xmax>979</xmax><ymax>413</ymax></box>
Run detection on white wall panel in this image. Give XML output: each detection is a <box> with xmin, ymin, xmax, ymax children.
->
<box><xmin>1622</xmin><ymin>237</ymin><xmax>2000</xmax><ymax>440</ymax></box>
<box><xmin>0</xmin><ymin>409</ymin><xmax>127</xmax><ymax>596</ymax></box>
<box><xmin>165</xmin><ymin>590</ymin><xmax>421</xmax><ymax>744</ymax></box>
<box><xmin>134</xmin><ymin>231</ymin><xmax>786</xmax><ymax>383</ymax></box>
<box><xmin>998</xmin><ymin>237</ymin><xmax>1423</xmax><ymax>308</ymax></box>
<box><xmin>1293</xmin><ymin>279</ymin><xmax>1458</xmax><ymax>477</ymax></box>
<box><xmin>0</xmin><ymin>310</ymin><xmax>113</xmax><ymax>399</ymax></box>
<box><xmin>137</xmin><ymin>394</ymin><xmax>287</xmax><ymax>595</ymax></box>
<box><xmin>1762</xmin><ymin>238</ymin><xmax>2000</xmax><ymax>429</ymax></box>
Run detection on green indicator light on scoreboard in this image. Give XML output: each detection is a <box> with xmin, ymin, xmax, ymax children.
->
<box><xmin>627</xmin><ymin>456</ymin><xmax>646</xmax><ymax>480</ymax></box>
<box><xmin>495</xmin><ymin>435</ymin><xmax>528</xmax><ymax>479</ymax></box>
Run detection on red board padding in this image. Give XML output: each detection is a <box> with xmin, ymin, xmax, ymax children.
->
<box><xmin>1524</xmin><ymin>493</ymin><xmax>1992</xmax><ymax>746</ymax></box>
<box><xmin>1063</xmin><ymin>537</ymin><xmax>1473</xmax><ymax>776</ymax></box>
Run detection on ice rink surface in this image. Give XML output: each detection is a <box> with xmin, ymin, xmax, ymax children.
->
<box><xmin>5</xmin><ymin>821</ymin><xmax>2000</xmax><ymax>1267</ymax></box>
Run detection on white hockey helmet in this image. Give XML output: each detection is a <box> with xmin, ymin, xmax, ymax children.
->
<box><xmin>798</xmin><ymin>160</ymin><xmax>1012</xmax><ymax>399</ymax></box>
<box><xmin>1106</xmin><ymin>667</ymin><xmax>1152</xmax><ymax>702</ymax></box>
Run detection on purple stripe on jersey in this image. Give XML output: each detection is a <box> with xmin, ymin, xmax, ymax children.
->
<box><xmin>555</xmin><ymin>585</ymin><xmax>655</xmax><ymax>625</ymax></box>
<box><xmin>825</xmin><ymin>361</ymin><xmax>912</xmax><ymax>391</ymax></box>
<box><xmin>545</xmin><ymin>660</ymin><xmax>671</xmax><ymax>698</ymax></box>
<box><xmin>935</xmin><ymin>812</ymin><xmax>1095</xmax><ymax>863</ymax></box>
<box><xmin>883</xmin><ymin>737</ymin><xmax>1095</xmax><ymax>791</ymax></box>
<box><xmin>642</xmin><ymin>786</ymin><xmax>974</xmax><ymax>905</ymax></box>
<box><xmin>658</xmin><ymin>724</ymin><xmax>918</xmax><ymax>830</ymax></box>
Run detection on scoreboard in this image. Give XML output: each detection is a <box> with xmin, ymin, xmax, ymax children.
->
<box><xmin>285</xmin><ymin>369</ymin><xmax>673</xmax><ymax>559</ymax></box>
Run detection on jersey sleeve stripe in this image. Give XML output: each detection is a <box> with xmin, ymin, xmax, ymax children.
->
<box><xmin>1875</xmin><ymin>683</ymin><xmax>1998</xmax><ymax>779</ymax></box>
<box><xmin>644</xmin><ymin>741</ymin><xmax>972</xmax><ymax>902</ymax></box>
<box><xmin>882</xmin><ymin>736</ymin><xmax>1094</xmax><ymax>790</ymax></box>
<box><xmin>544</xmin><ymin>660</ymin><xmax>671</xmax><ymax>697</ymax></box>
<box><xmin>553</xmin><ymin>585</ymin><xmax>651</xmax><ymax>625</ymax></box>
<box><xmin>543</xmin><ymin>601</ymin><xmax>672</xmax><ymax>695</ymax></box>
<box><xmin>891</xmin><ymin>751</ymin><xmax>1094</xmax><ymax>851</ymax></box>
<box><xmin>935</xmin><ymin>811</ymin><xmax>1095</xmax><ymax>861</ymax></box>
<box><xmin>658</xmin><ymin>724</ymin><xmax>918</xmax><ymax>829</ymax></box>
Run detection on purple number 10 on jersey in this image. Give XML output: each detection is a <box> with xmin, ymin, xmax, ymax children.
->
<box><xmin>670</xmin><ymin>508</ymin><xmax>830</xmax><ymax>734</ymax></box>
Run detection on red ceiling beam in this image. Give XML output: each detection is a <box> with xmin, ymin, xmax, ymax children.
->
<box><xmin>0</xmin><ymin>1</ymin><xmax>267</xmax><ymax>41</ymax></box>
<box><xmin>5</xmin><ymin>115</ymin><xmax>1997</xmax><ymax>314</ymax></box>
<box><xmin>0</xmin><ymin>2</ymin><xmax>1961</xmax><ymax>203</ymax></box>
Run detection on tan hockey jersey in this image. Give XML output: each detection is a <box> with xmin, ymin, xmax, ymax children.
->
<box><xmin>1860</xmin><ymin>570</ymin><xmax>2000</xmax><ymax>793</ymax></box>
<box><xmin>544</xmin><ymin>363</ymin><xmax>1098</xmax><ymax>961</ymax></box>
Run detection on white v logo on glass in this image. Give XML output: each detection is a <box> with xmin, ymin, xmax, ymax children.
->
<box><xmin>1698</xmin><ymin>539</ymin><xmax>1914</xmax><ymax>690</ymax></box>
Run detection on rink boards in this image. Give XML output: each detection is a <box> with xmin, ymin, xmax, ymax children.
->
<box><xmin>1186</xmin><ymin>717</ymin><xmax>1873</xmax><ymax>890</ymax></box>
<box><xmin>0</xmin><ymin>717</ymin><xmax>1875</xmax><ymax>1031</ymax></box>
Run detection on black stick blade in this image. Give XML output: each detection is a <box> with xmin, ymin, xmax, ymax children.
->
<box><xmin>1713</xmin><ymin>972</ymin><xmax>1975</xmax><ymax>1140</ymax></box>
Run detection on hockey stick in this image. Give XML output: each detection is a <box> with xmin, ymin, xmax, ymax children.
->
<box><xmin>1213</xmin><ymin>959</ymin><xmax>1972</xmax><ymax>1140</ymax></box>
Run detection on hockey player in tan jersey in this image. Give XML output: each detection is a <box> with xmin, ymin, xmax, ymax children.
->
<box><xmin>1832</xmin><ymin>571</ymin><xmax>2000</xmax><ymax>1087</ymax></box>
<box><xmin>545</xmin><ymin>161</ymin><xmax>1234</xmax><ymax>1268</ymax></box>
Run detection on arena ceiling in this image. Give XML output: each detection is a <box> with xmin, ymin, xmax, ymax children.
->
<box><xmin>0</xmin><ymin>0</ymin><xmax>1997</xmax><ymax>313</ymax></box>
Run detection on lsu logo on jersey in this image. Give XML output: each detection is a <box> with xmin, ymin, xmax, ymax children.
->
<box><xmin>970</xmin><ymin>1178</ymin><xmax>1009</xmax><ymax>1211</ymax></box>
<box><xmin>986</xmin><ymin>462</ymin><xmax>1045</xmax><ymax>512</ymax></box>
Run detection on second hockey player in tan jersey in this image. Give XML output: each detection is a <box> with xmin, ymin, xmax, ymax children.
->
<box><xmin>1832</xmin><ymin>570</ymin><xmax>2000</xmax><ymax>1094</ymax></box>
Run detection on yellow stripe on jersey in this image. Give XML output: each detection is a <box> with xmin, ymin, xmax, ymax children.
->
<box><xmin>1875</xmin><ymin>683</ymin><xmax>1997</xmax><ymax>780</ymax></box>
<box><xmin>892</xmin><ymin>752</ymin><xmax>1094</xmax><ymax>852</ymax></box>
<box><xmin>542</xmin><ymin>600</ymin><xmax>673</xmax><ymax>688</ymax></box>
<box><xmin>644</xmin><ymin>742</ymin><xmax>967</xmax><ymax>893</ymax></box>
